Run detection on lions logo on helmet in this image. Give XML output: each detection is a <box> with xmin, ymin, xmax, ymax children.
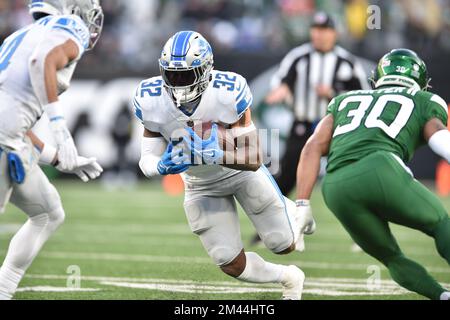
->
<box><xmin>29</xmin><ymin>0</ymin><xmax>104</xmax><ymax>50</ymax></box>
<box><xmin>159</xmin><ymin>31</ymin><xmax>214</xmax><ymax>106</ymax></box>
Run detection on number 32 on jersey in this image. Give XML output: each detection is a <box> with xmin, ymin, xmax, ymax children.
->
<box><xmin>333</xmin><ymin>94</ymin><xmax>415</xmax><ymax>139</ymax></box>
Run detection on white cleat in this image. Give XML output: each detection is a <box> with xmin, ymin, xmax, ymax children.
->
<box><xmin>440</xmin><ymin>292</ymin><xmax>450</xmax><ymax>300</ymax></box>
<box><xmin>281</xmin><ymin>265</ymin><xmax>305</xmax><ymax>300</ymax></box>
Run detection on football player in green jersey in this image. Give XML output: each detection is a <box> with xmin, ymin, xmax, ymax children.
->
<box><xmin>295</xmin><ymin>49</ymin><xmax>450</xmax><ymax>300</ymax></box>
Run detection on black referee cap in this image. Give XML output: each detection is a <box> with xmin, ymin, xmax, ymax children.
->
<box><xmin>311</xmin><ymin>12</ymin><xmax>335</xmax><ymax>29</ymax></box>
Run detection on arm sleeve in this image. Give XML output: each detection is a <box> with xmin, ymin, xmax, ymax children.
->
<box><xmin>139</xmin><ymin>137</ymin><xmax>167</xmax><ymax>177</ymax></box>
<box><xmin>428</xmin><ymin>130</ymin><xmax>450</xmax><ymax>163</ymax></box>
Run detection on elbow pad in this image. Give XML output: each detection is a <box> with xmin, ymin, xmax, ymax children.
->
<box><xmin>429</xmin><ymin>130</ymin><xmax>450</xmax><ymax>163</ymax></box>
<box><xmin>139</xmin><ymin>136</ymin><xmax>166</xmax><ymax>178</ymax></box>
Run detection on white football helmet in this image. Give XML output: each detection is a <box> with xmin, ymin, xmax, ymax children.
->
<box><xmin>159</xmin><ymin>31</ymin><xmax>214</xmax><ymax>106</ymax></box>
<box><xmin>29</xmin><ymin>0</ymin><xmax>104</xmax><ymax>50</ymax></box>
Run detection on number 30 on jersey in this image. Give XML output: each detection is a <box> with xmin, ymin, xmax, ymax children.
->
<box><xmin>334</xmin><ymin>94</ymin><xmax>415</xmax><ymax>139</ymax></box>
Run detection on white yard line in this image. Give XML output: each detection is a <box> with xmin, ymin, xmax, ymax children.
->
<box><xmin>17</xmin><ymin>286</ymin><xmax>100</xmax><ymax>293</ymax></box>
<box><xmin>38</xmin><ymin>251</ymin><xmax>450</xmax><ymax>274</ymax></box>
<box><xmin>24</xmin><ymin>274</ymin><xmax>426</xmax><ymax>296</ymax></box>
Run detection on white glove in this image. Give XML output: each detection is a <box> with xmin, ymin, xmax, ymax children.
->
<box><xmin>50</xmin><ymin>120</ymin><xmax>78</xmax><ymax>171</ymax></box>
<box><xmin>45</xmin><ymin>101</ymin><xmax>78</xmax><ymax>171</ymax></box>
<box><xmin>56</xmin><ymin>156</ymin><xmax>103</xmax><ymax>182</ymax></box>
<box><xmin>295</xmin><ymin>200</ymin><xmax>316</xmax><ymax>235</ymax></box>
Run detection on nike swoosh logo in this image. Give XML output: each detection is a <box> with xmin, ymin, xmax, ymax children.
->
<box><xmin>203</xmin><ymin>150</ymin><xmax>215</xmax><ymax>158</ymax></box>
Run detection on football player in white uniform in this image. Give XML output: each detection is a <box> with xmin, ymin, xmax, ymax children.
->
<box><xmin>135</xmin><ymin>31</ymin><xmax>315</xmax><ymax>300</ymax></box>
<box><xmin>0</xmin><ymin>0</ymin><xmax>104</xmax><ymax>300</ymax></box>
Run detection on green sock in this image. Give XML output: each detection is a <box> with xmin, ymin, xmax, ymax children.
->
<box><xmin>387</xmin><ymin>255</ymin><xmax>445</xmax><ymax>300</ymax></box>
<box><xmin>433</xmin><ymin>217</ymin><xmax>450</xmax><ymax>264</ymax></box>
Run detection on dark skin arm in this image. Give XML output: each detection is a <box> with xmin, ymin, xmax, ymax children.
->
<box><xmin>296</xmin><ymin>114</ymin><xmax>334</xmax><ymax>200</ymax></box>
<box><xmin>26</xmin><ymin>40</ymin><xmax>80</xmax><ymax>165</ymax></box>
<box><xmin>30</xmin><ymin>39</ymin><xmax>79</xmax><ymax>104</ymax></box>
<box><xmin>222</xmin><ymin>109</ymin><xmax>262</xmax><ymax>172</ymax></box>
<box><xmin>423</xmin><ymin>118</ymin><xmax>448</xmax><ymax>141</ymax></box>
<box><xmin>26</xmin><ymin>130</ymin><xmax>58</xmax><ymax>165</ymax></box>
<box><xmin>144</xmin><ymin>128</ymin><xmax>163</xmax><ymax>138</ymax></box>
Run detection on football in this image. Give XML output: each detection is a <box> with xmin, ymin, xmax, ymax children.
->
<box><xmin>191</xmin><ymin>121</ymin><xmax>235</xmax><ymax>153</ymax></box>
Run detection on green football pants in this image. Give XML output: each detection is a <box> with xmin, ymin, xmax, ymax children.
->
<box><xmin>322</xmin><ymin>151</ymin><xmax>450</xmax><ymax>300</ymax></box>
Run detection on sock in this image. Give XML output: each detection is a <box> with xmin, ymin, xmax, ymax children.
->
<box><xmin>433</xmin><ymin>217</ymin><xmax>450</xmax><ymax>263</ymax></box>
<box><xmin>387</xmin><ymin>255</ymin><xmax>446</xmax><ymax>300</ymax></box>
<box><xmin>0</xmin><ymin>263</ymin><xmax>24</xmax><ymax>300</ymax></box>
<box><xmin>0</xmin><ymin>208</ymin><xmax>64</xmax><ymax>299</ymax></box>
<box><xmin>237</xmin><ymin>252</ymin><xmax>286</xmax><ymax>284</ymax></box>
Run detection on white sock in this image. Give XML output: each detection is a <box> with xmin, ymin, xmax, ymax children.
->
<box><xmin>0</xmin><ymin>208</ymin><xmax>64</xmax><ymax>299</ymax></box>
<box><xmin>237</xmin><ymin>252</ymin><xmax>287</xmax><ymax>284</ymax></box>
<box><xmin>0</xmin><ymin>263</ymin><xmax>24</xmax><ymax>300</ymax></box>
<box><xmin>440</xmin><ymin>292</ymin><xmax>450</xmax><ymax>300</ymax></box>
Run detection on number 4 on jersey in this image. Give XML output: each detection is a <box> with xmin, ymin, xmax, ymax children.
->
<box><xmin>0</xmin><ymin>30</ymin><xmax>29</xmax><ymax>73</ymax></box>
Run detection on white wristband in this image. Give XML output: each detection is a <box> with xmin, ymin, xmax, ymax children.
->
<box><xmin>295</xmin><ymin>199</ymin><xmax>310</xmax><ymax>207</ymax></box>
<box><xmin>429</xmin><ymin>129</ymin><xmax>450</xmax><ymax>163</ymax></box>
<box><xmin>39</xmin><ymin>143</ymin><xmax>58</xmax><ymax>165</ymax></box>
<box><xmin>139</xmin><ymin>155</ymin><xmax>160</xmax><ymax>178</ymax></box>
<box><xmin>139</xmin><ymin>136</ymin><xmax>167</xmax><ymax>178</ymax></box>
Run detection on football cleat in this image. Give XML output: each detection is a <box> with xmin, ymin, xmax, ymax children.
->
<box><xmin>281</xmin><ymin>265</ymin><xmax>305</xmax><ymax>300</ymax></box>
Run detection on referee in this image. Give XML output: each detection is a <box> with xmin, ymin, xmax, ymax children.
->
<box><xmin>270</xmin><ymin>12</ymin><xmax>370</xmax><ymax>193</ymax></box>
<box><xmin>251</xmin><ymin>12</ymin><xmax>370</xmax><ymax>245</ymax></box>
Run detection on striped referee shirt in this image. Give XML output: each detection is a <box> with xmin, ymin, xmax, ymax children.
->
<box><xmin>272</xmin><ymin>43</ymin><xmax>371</xmax><ymax>123</ymax></box>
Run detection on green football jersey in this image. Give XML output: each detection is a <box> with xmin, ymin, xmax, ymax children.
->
<box><xmin>326</xmin><ymin>87</ymin><xmax>448</xmax><ymax>173</ymax></box>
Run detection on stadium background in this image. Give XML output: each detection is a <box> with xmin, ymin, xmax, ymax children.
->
<box><xmin>0</xmin><ymin>0</ymin><xmax>450</xmax><ymax>300</ymax></box>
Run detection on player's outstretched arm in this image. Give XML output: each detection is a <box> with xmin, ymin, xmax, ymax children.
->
<box><xmin>296</xmin><ymin>114</ymin><xmax>334</xmax><ymax>200</ymax></box>
<box><xmin>29</xmin><ymin>39</ymin><xmax>81</xmax><ymax>171</ymax></box>
<box><xmin>424</xmin><ymin>118</ymin><xmax>450</xmax><ymax>163</ymax></box>
<box><xmin>222</xmin><ymin>109</ymin><xmax>262</xmax><ymax>172</ymax></box>
<box><xmin>294</xmin><ymin>114</ymin><xmax>333</xmax><ymax>234</ymax></box>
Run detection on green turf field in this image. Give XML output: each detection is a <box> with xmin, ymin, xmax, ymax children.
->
<box><xmin>0</xmin><ymin>180</ymin><xmax>449</xmax><ymax>300</ymax></box>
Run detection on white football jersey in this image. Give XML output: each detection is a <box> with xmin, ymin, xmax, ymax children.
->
<box><xmin>0</xmin><ymin>14</ymin><xmax>89</xmax><ymax>147</ymax></box>
<box><xmin>134</xmin><ymin>70</ymin><xmax>253</xmax><ymax>184</ymax></box>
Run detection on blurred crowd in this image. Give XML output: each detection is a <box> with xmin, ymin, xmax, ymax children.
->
<box><xmin>1</xmin><ymin>0</ymin><xmax>450</xmax><ymax>71</ymax></box>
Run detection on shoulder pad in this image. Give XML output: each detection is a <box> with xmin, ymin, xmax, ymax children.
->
<box><xmin>133</xmin><ymin>77</ymin><xmax>164</xmax><ymax>130</ymax></box>
<box><xmin>429</xmin><ymin>93</ymin><xmax>448</xmax><ymax>115</ymax></box>
<box><xmin>51</xmin><ymin>15</ymin><xmax>90</xmax><ymax>50</ymax></box>
<box><xmin>211</xmin><ymin>71</ymin><xmax>253</xmax><ymax>124</ymax></box>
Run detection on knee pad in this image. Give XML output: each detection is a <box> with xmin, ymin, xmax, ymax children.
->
<box><xmin>261</xmin><ymin>231</ymin><xmax>294</xmax><ymax>254</ymax></box>
<box><xmin>209</xmin><ymin>246</ymin><xmax>241</xmax><ymax>266</ymax></box>
<box><xmin>48</xmin><ymin>206</ymin><xmax>65</xmax><ymax>228</ymax></box>
<box><xmin>29</xmin><ymin>206</ymin><xmax>65</xmax><ymax>230</ymax></box>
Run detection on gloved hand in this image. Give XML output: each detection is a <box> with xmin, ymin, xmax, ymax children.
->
<box><xmin>56</xmin><ymin>156</ymin><xmax>103</xmax><ymax>182</ymax></box>
<box><xmin>157</xmin><ymin>143</ymin><xmax>190</xmax><ymax>175</ymax></box>
<box><xmin>186</xmin><ymin>124</ymin><xmax>224</xmax><ymax>165</ymax></box>
<box><xmin>295</xmin><ymin>199</ymin><xmax>316</xmax><ymax>235</ymax></box>
<box><xmin>49</xmin><ymin>119</ymin><xmax>78</xmax><ymax>171</ymax></box>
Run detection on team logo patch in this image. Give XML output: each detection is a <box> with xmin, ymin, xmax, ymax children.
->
<box><xmin>381</xmin><ymin>59</ymin><xmax>391</xmax><ymax>67</ymax></box>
